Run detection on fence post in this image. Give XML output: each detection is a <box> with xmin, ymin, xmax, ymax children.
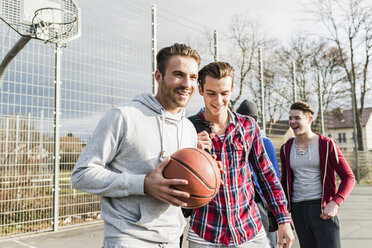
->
<box><xmin>27</xmin><ymin>113</ymin><xmax>31</xmax><ymax>158</ymax></box>
<box><xmin>151</xmin><ymin>5</ymin><xmax>157</xmax><ymax>95</ymax></box>
<box><xmin>39</xmin><ymin>110</ymin><xmax>44</xmax><ymax>180</ymax></box>
<box><xmin>5</xmin><ymin>118</ymin><xmax>9</xmax><ymax>176</ymax></box>
<box><xmin>15</xmin><ymin>116</ymin><xmax>20</xmax><ymax>168</ymax></box>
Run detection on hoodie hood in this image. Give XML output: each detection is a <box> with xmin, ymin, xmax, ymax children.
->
<box><xmin>133</xmin><ymin>93</ymin><xmax>186</xmax><ymax>161</ymax></box>
<box><xmin>133</xmin><ymin>93</ymin><xmax>186</xmax><ymax>125</ymax></box>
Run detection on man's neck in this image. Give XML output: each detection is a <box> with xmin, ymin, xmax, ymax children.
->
<box><xmin>154</xmin><ymin>94</ymin><xmax>180</xmax><ymax>114</ymax></box>
<box><xmin>295</xmin><ymin>130</ymin><xmax>318</xmax><ymax>146</ymax></box>
<box><xmin>204</xmin><ymin>110</ymin><xmax>229</xmax><ymax>135</ymax></box>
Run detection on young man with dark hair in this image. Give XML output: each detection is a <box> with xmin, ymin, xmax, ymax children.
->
<box><xmin>187</xmin><ymin>61</ymin><xmax>294</xmax><ymax>248</ymax></box>
<box><xmin>280</xmin><ymin>101</ymin><xmax>355</xmax><ymax>248</ymax></box>
<box><xmin>72</xmin><ymin>43</ymin><xmax>201</xmax><ymax>248</ymax></box>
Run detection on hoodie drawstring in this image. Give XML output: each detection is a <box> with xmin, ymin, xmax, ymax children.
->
<box><xmin>179</xmin><ymin>116</ymin><xmax>184</xmax><ymax>151</ymax></box>
<box><xmin>160</xmin><ymin>109</ymin><xmax>166</xmax><ymax>162</ymax></box>
<box><xmin>159</xmin><ymin>108</ymin><xmax>184</xmax><ymax>162</ymax></box>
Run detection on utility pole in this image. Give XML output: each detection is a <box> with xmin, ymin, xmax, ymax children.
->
<box><xmin>349</xmin><ymin>73</ymin><xmax>360</xmax><ymax>183</ymax></box>
<box><xmin>214</xmin><ymin>30</ymin><xmax>218</xmax><ymax>62</ymax></box>
<box><xmin>258</xmin><ymin>48</ymin><xmax>266</xmax><ymax>134</ymax></box>
<box><xmin>292</xmin><ymin>61</ymin><xmax>297</xmax><ymax>102</ymax></box>
<box><xmin>317</xmin><ymin>71</ymin><xmax>324</xmax><ymax>134</ymax></box>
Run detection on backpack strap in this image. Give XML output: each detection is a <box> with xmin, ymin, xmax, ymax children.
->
<box><xmin>188</xmin><ymin>114</ymin><xmax>213</xmax><ymax>134</ymax></box>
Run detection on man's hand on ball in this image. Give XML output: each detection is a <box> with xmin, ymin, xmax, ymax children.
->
<box><xmin>144</xmin><ymin>157</ymin><xmax>189</xmax><ymax>207</ymax></box>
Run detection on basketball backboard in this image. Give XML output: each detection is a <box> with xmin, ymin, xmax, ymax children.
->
<box><xmin>0</xmin><ymin>0</ymin><xmax>80</xmax><ymax>43</ymax></box>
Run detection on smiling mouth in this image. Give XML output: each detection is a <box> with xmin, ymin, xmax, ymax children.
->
<box><xmin>212</xmin><ymin>104</ymin><xmax>224</xmax><ymax>110</ymax></box>
<box><xmin>177</xmin><ymin>90</ymin><xmax>191</xmax><ymax>99</ymax></box>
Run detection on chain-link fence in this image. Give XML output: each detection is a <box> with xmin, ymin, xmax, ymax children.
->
<box><xmin>0</xmin><ymin>0</ymin><xmax>153</xmax><ymax>237</ymax></box>
<box><xmin>0</xmin><ymin>0</ymin><xmax>371</xmax><ymax>238</ymax></box>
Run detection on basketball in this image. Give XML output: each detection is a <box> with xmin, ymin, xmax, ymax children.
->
<box><xmin>163</xmin><ymin>148</ymin><xmax>221</xmax><ymax>209</ymax></box>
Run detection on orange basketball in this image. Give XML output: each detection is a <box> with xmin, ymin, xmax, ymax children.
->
<box><xmin>163</xmin><ymin>148</ymin><xmax>221</xmax><ymax>209</ymax></box>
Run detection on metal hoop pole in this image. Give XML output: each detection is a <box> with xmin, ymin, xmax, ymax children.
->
<box><xmin>53</xmin><ymin>45</ymin><xmax>61</xmax><ymax>231</ymax></box>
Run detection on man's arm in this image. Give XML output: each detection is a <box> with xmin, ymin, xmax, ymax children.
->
<box><xmin>263</xmin><ymin>137</ymin><xmax>280</xmax><ymax>179</ymax></box>
<box><xmin>249</xmin><ymin>122</ymin><xmax>294</xmax><ymax>246</ymax></box>
<box><xmin>278</xmin><ymin>223</ymin><xmax>295</xmax><ymax>248</ymax></box>
<box><xmin>279</xmin><ymin>145</ymin><xmax>288</xmax><ymax>199</ymax></box>
<box><xmin>71</xmin><ymin>108</ymin><xmax>190</xmax><ymax>207</ymax></box>
<box><xmin>249</xmin><ymin>122</ymin><xmax>290</xmax><ymax>223</ymax></box>
<box><xmin>71</xmin><ymin>108</ymin><xmax>144</xmax><ymax>197</ymax></box>
<box><xmin>329</xmin><ymin>139</ymin><xmax>355</xmax><ymax>206</ymax></box>
<box><xmin>321</xmin><ymin>139</ymin><xmax>355</xmax><ymax>219</ymax></box>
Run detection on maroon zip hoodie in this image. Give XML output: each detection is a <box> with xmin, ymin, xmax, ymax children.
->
<box><xmin>280</xmin><ymin>134</ymin><xmax>355</xmax><ymax>211</ymax></box>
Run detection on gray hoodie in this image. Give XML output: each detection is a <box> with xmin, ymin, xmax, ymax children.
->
<box><xmin>71</xmin><ymin>93</ymin><xmax>197</xmax><ymax>244</ymax></box>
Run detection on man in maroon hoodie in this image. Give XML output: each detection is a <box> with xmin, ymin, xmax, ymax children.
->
<box><xmin>280</xmin><ymin>102</ymin><xmax>355</xmax><ymax>248</ymax></box>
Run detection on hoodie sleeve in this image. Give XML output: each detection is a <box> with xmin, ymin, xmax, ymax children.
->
<box><xmin>71</xmin><ymin>108</ymin><xmax>145</xmax><ymax>197</ymax></box>
<box><xmin>329</xmin><ymin>139</ymin><xmax>355</xmax><ymax>206</ymax></box>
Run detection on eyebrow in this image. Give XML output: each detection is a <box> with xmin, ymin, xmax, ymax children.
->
<box><xmin>172</xmin><ymin>70</ymin><xmax>185</xmax><ymax>75</ymax></box>
<box><xmin>172</xmin><ymin>70</ymin><xmax>198</xmax><ymax>78</ymax></box>
<box><xmin>205</xmin><ymin>89</ymin><xmax>230</xmax><ymax>93</ymax></box>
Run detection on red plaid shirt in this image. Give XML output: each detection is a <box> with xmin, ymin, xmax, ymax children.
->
<box><xmin>189</xmin><ymin>109</ymin><xmax>291</xmax><ymax>246</ymax></box>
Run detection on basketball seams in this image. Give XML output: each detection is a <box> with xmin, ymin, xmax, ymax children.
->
<box><xmin>190</xmin><ymin>148</ymin><xmax>220</xmax><ymax>197</ymax></box>
<box><xmin>170</xmin><ymin>156</ymin><xmax>216</xmax><ymax>190</ymax></box>
<box><xmin>163</xmin><ymin>148</ymin><xmax>221</xmax><ymax>209</ymax></box>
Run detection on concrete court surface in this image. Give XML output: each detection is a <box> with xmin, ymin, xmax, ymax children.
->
<box><xmin>1</xmin><ymin>184</ymin><xmax>371</xmax><ymax>248</ymax></box>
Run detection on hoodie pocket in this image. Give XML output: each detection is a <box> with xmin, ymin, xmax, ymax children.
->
<box><xmin>123</xmin><ymin>200</ymin><xmax>179</xmax><ymax>231</ymax></box>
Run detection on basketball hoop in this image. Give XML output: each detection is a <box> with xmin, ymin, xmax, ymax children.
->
<box><xmin>32</xmin><ymin>7</ymin><xmax>78</xmax><ymax>47</ymax></box>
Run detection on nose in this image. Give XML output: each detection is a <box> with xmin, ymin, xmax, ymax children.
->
<box><xmin>216</xmin><ymin>94</ymin><xmax>223</xmax><ymax>105</ymax></box>
<box><xmin>181</xmin><ymin>76</ymin><xmax>195</xmax><ymax>89</ymax></box>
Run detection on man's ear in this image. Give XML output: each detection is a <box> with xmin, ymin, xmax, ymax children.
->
<box><xmin>308</xmin><ymin>115</ymin><xmax>314</xmax><ymax>123</ymax></box>
<box><xmin>198</xmin><ymin>84</ymin><xmax>203</xmax><ymax>96</ymax></box>
<box><xmin>155</xmin><ymin>69</ymin><xmax>162</xmax><ymax>83</ymax></box>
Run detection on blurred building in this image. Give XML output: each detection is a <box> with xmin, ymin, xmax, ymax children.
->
<box><xmin>325</xmin><ymin>107</ymin><xmax>372</xmax><ymax>151</ymax></box>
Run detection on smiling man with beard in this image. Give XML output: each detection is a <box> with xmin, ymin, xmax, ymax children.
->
<box><xmin>71</xmin><ymin>43</ymin><xmax>201</xmax><ymax>248</ymax></box>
